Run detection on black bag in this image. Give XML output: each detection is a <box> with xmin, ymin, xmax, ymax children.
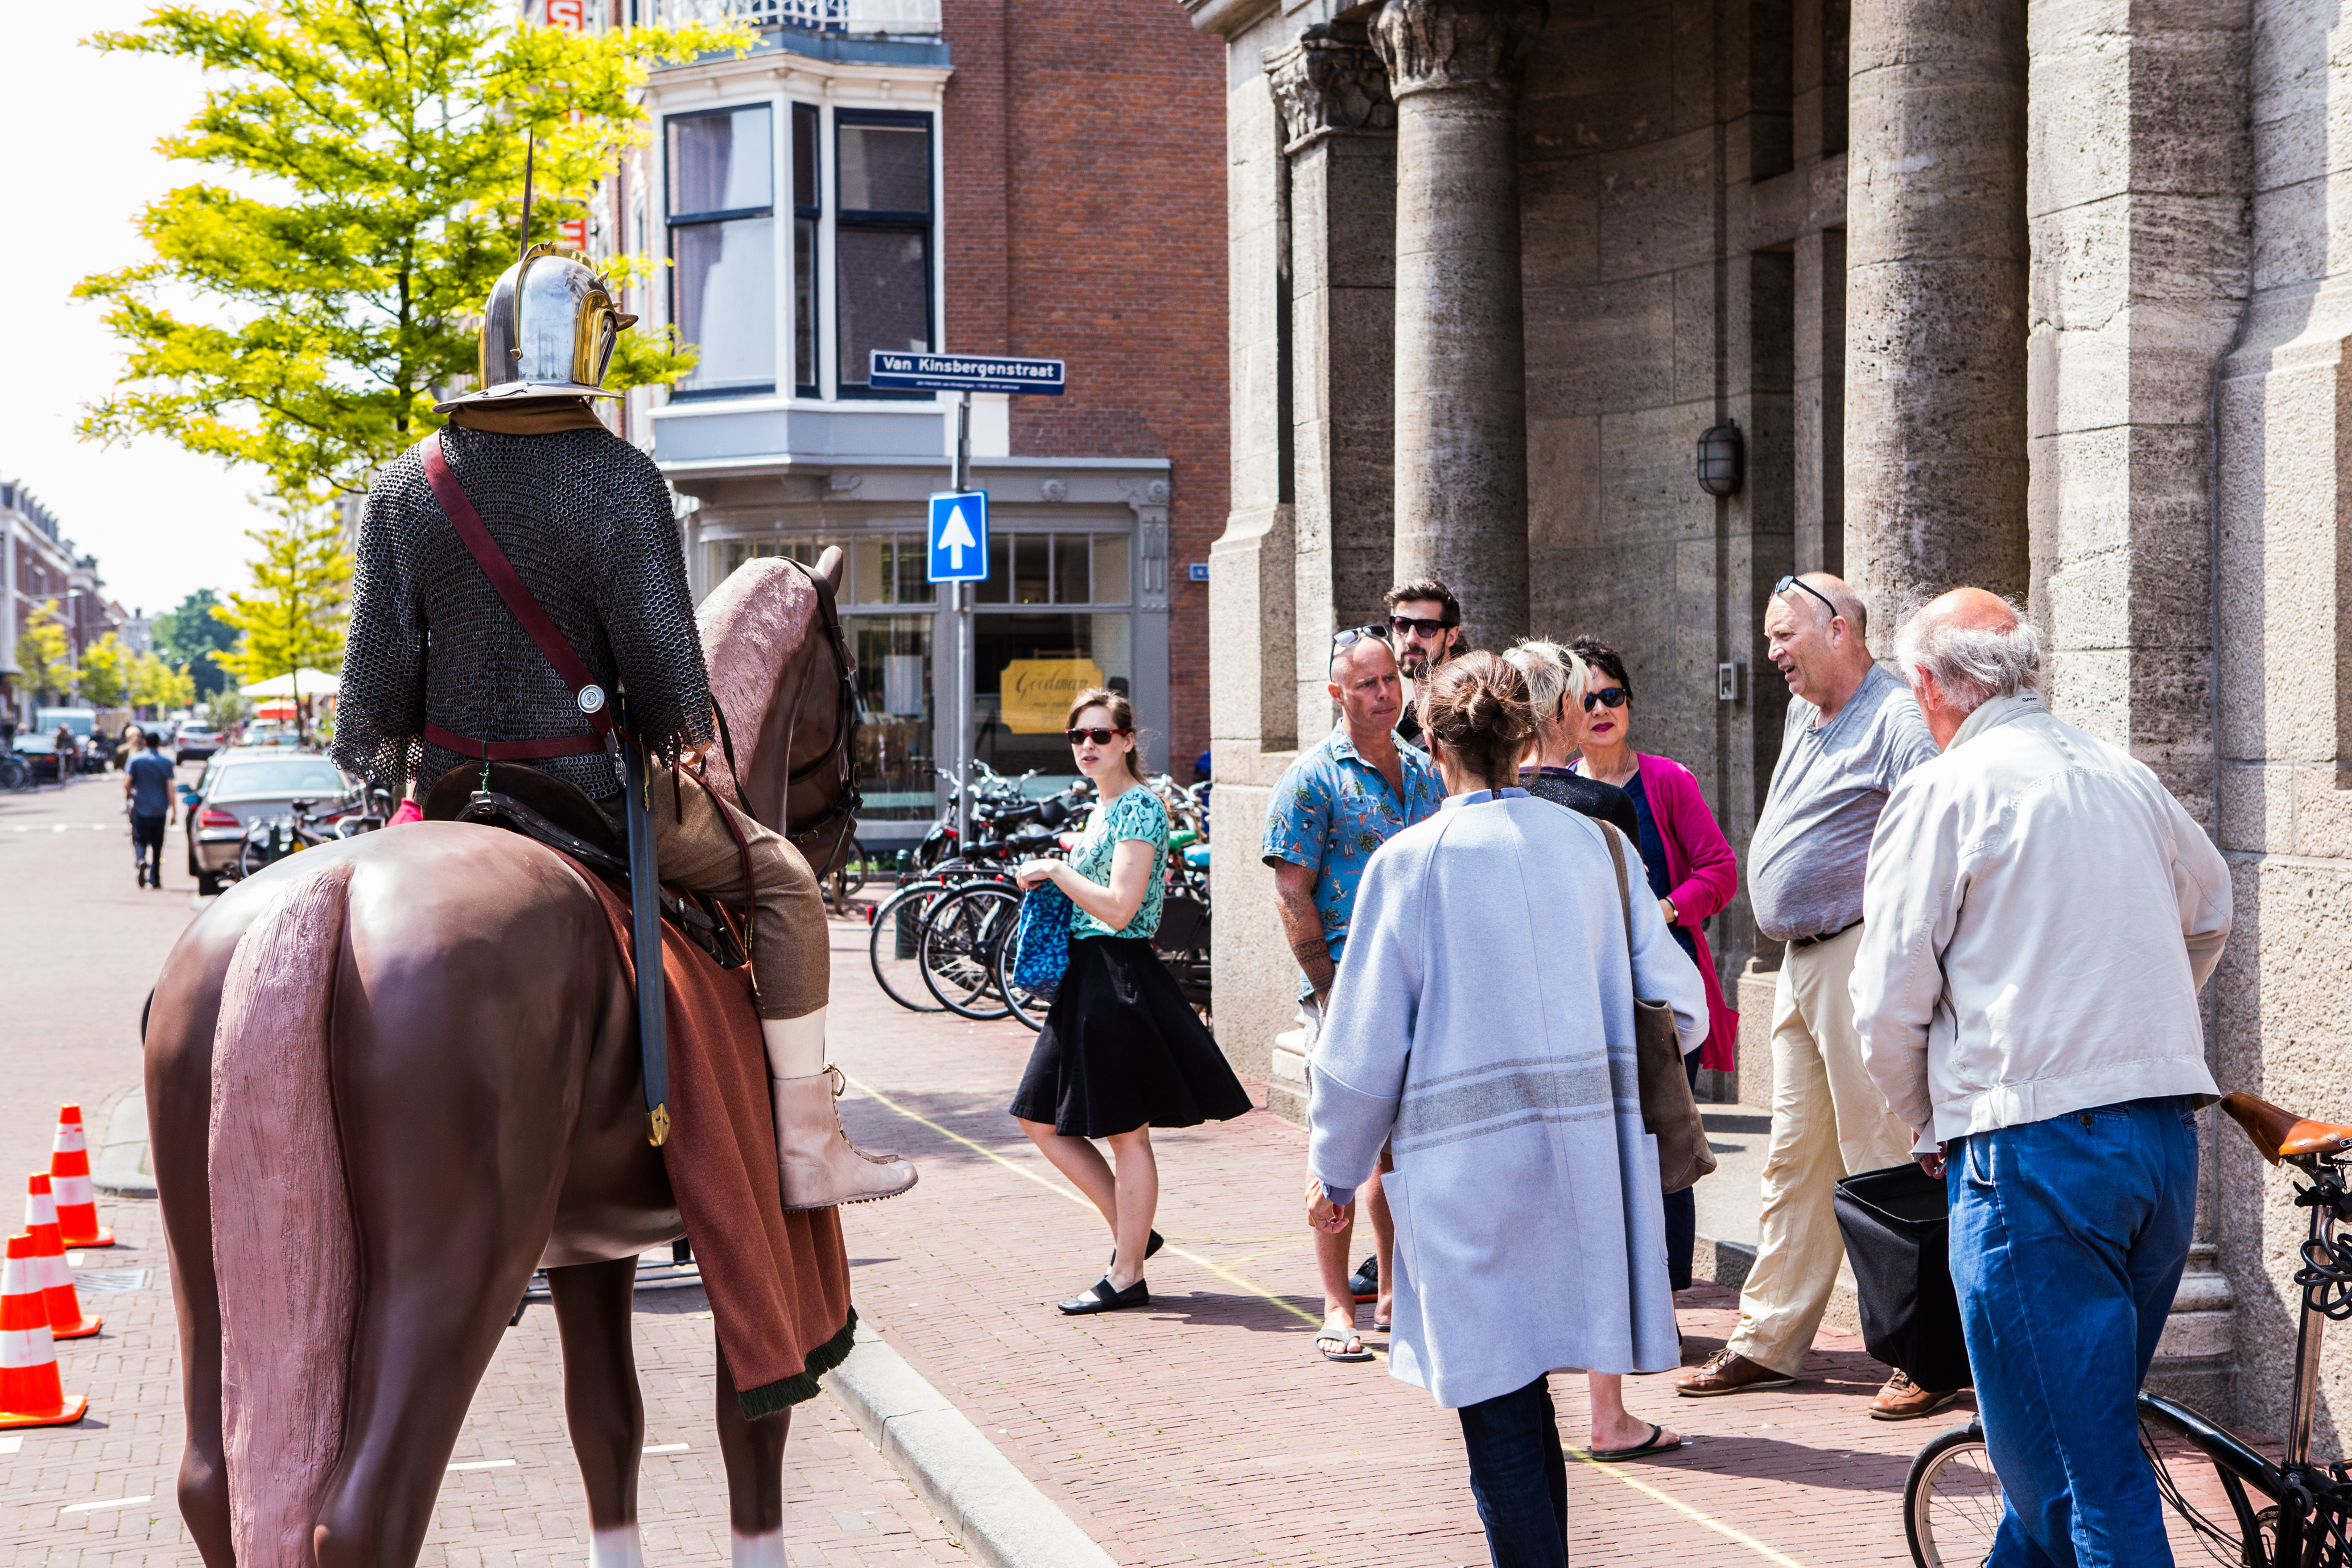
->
<box><xmin>1833</xmin><ymin>1162</ymin><xmax>1973</xmax><ymax>1392</ymax></box>
<box><xmin>1602</xmin><ymin>826</ymin><xmax>1716</xmax><ymax>1195</ymax></box>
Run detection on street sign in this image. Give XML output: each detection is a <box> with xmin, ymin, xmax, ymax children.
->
<box><xmin>929</xmin><ymin>491</ymin><xmax>988</xmax><ymax>583</ymax></box>
<box><xmin>870</xmin><ymin>352</ymin><xmax>1066</xmax><ymax>396</ymax></box>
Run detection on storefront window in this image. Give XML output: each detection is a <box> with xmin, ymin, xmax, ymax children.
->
<box><xmin>975</xmin><ymin>534</ymin><xmax>1130</xmax><ymax>607</ymax></box>
<box><xmin>847</xmin><ymin>613</ymin><xmax>934</xmax><ymax>822</ymax></box>
<box><xmin>712</xmin><ymin>531</ymin><xmax>933</xmax><ymax>608</ymax></box>
<box><xmin>975</xmin><ymin>612</ymin><xmax>1134</xmax><ymax>783</ymax></box>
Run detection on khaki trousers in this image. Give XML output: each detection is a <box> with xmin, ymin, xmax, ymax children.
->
<box><xmin>646</xmin><ymin>762</ymin><xmax>828</xmax><ymax>1022</ymax></box>
<box><xmin>1724</xmin><ymin>923</ymin><xmax>1914</xmax><ymax>1376</ymax></box>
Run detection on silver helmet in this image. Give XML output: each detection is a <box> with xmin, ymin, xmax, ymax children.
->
<box><xmin>435</xmin><ymin>242</ymin><xmax>639</xmax><ymax>410</ymax></box>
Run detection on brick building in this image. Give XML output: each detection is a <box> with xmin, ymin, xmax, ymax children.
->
<box><xmin>562</xmin><ymin>0</ymin><xmax>1225</xmax><ymax>850</ymax></box>
<box><xmin>1</xmin><ymin>480</ymin><xmax>127</xmax><ymax>726</ymax></box>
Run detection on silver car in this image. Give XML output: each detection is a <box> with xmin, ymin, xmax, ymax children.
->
<box><xmin>183</xmin><ymin>749</ymin><xmax>363</xmax><ymax>894</ymax></box>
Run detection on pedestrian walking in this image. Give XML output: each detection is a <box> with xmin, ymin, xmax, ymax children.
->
<box><xmin>1504</xmin><ymin>639</ymin><xmax>1637</xmax><ymax>841</ymax></box>
<box><xmin>1677</xmin><ymin>572</ymin><xmax>1943</xmax><ymax>1415</ymax></box>
<box><xmin>55</xmin><ymin>723</ymin><xmax>77</xmax><ymax>781</ymax></box>
<box><xmin>1565</xmin><ymin>636</ymin><xmax>1742</xmax><ymax>1290</ymax></box>
<box><xmin>124</xmin><ymin>729</ymin><xmax>177</xmax><ymax>889</ymax></box>
<box><xmin>1012</xmin><ymin>688</ymin><xmax>1252</xmax><ymax>1316</ymax></box>
<box><xmin>1266</xmin><ymin>628</ymin><xmax>1445</xmax><ymax>1361</ymax></box>
<box><xmin>1306</xmin><ymin>653</ymin><xmax>1707</xmax><ymax>1568</ymax></box>
<box><xmin>1387</xmin><ymin>579</ymin><xmax>1465</xmax><ymax>748</ymax></box>
<box><xmin>1853</xmin><ymin>589</ymin><xmax>2230</xmax><ymax>1565</ymax></box>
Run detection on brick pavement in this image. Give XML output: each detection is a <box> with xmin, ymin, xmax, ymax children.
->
<box><xmin>0</xmin><ymin>774</ymin><xmax>969</xmax><ymax>1565</ymax></box>
<box><xmin>824</xmin><ymin>913</ymin><xmax>2250</xmax><ymax>1568</ymax></box>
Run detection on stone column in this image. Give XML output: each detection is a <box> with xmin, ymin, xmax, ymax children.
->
<box><xmin>1844</xmin><ymin>0</ymin><xmax>2029</xmax><ymax>643</ymax></box>
<box><xmin>1374</xmin><ymin>0</ymin><xmax>1544</xmax><ymax>654</ymax></box>
<box><xmin>1267</xmin><ymin>23</ymin><xmax>1397</xmax><ymax>751</ymax></box>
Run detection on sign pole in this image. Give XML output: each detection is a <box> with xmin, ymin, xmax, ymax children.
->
<box><xmin>954</xmin><ymin>391</ymin><xmax>972</xmax><ymax>848</ymax></box>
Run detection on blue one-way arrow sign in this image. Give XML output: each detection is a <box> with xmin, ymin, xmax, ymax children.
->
<box><xmin>872</xmin><ymin>351</ymin><xmax>1066</xmax><ymax>395</ymax></box>
<box><xmin>929</xmin><ymin>491</ymin><xmax>988</xmax><ymax>583</ymax></box>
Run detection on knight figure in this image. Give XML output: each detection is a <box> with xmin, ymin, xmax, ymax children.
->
<box><xmin>334</xmin><ymin>242</ymin><xmax>913</xmax><ymax>1211</ymax></box>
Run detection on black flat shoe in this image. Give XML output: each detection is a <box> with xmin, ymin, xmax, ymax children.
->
<box><xmin>1057</xmin><ymin>1276</ymin><xmax>1150</xmax><ymax>1315</ymax></box>
<box><xmin>1107</xmin><ymin>1229</ymin><xmax>1165</xmax><ymax>1268</ymax></box>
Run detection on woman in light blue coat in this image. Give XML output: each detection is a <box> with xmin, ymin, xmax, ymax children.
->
<box><xmin>1305</xmin><ymin>651</ymin><xmax>1708</xmax><ymax>1568</ymax></box>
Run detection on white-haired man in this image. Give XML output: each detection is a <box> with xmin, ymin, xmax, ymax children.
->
<box><xmin>1851</xmin><ymin>587</ymin><xmax>2231</xmax><ymax>1567</ymax></box>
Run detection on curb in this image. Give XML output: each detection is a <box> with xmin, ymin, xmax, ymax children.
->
<box><xmin>92</xmin><ymin>1088</ymin><xmax>156</xmax><ymax>1198</ymax></box>
<box><xmin>823</xmin><ymin>1323</ymin><xmax>1117</xmax><ymax>1568</ymax></box>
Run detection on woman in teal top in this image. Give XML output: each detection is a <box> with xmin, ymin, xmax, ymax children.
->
<box><xmin>1010</xmin><ymin>688</ymin><xmax>1252</xmax><ymax>1317</ymax></box>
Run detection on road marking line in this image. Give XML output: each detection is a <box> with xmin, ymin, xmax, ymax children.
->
<box><xmin>445</xmin><ymin>1459</ymin><xmax>516</xmax><ymax>1472</ymax></box>
<box><xmin>0</xmin><ymin>1434</ymin><xmax>22</xmax><ymax>1453</ymax></box>
<box><xmin>61</xmin><ymin>1495</ymin><xmax>154</xmax><ymax>1513</ymax></box>
<box><xmin>643</xmin><ymin>1442</ymin><xmax>689</xmax><ymax>1454</ymax></box>
<box><xmin>848</xmin><ymin>1070</ymin><xmax>1812</xmax><ymax>1568</ymax></box>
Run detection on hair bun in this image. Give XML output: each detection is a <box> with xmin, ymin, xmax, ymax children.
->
<box><xmin>1418</xmin><ymin>650</ymin><xmax>1534</xmax><ymax>788</ymax></box>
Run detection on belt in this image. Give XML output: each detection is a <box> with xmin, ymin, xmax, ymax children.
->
<box><xmin>1789</xmin><ymin>918</ymin><xmax>1862</xmax><ymax>950</ymax></box>
<box><xmin>423</xmin><ymin>721</ymin><xmax>608</xmax><ymax>762</ymax></box>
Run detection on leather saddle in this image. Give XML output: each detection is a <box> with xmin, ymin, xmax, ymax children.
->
<box><xmin>422</xmin><ymin>762</ymin><xmax>746</xmax><ymax>971</ymax></box>
<box><xmin>2222</xmin><ymin>1091</ymin><xmax>2352</xmax><ymax>1165</ymax></box>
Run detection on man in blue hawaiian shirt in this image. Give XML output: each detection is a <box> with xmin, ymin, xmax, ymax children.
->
<box><xmin>1266</xmin><ymin>627</ymin><xmax>1445</xmax><ymax>1363</ymax></box>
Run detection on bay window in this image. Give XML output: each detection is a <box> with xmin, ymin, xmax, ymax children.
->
<box><xmin>667</xmin><ymin>105</ymin><xmax>777</xmax><ymax>397</ymax></box>
<box><xmin>835</xmin><ymin>111</ymin><xmax>934</xmax><ymax>396</ymax></box>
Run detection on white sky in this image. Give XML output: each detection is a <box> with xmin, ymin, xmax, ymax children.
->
<box><xmin>0</xmin><ymin>2</ymin><xmax>274</xmax><ymax>622</ymax></box>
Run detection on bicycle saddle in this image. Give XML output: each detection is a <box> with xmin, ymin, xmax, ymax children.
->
<box><xmin>2222</xmin><ymin>1091</ymin><xmax>2352</xmax><ymax>1165</ymax></box>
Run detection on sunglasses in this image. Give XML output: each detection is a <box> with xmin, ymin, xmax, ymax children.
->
<box><xmin>1332</xmin><ymin>624</ymin><xmax>1389</xmax><ymax>651</ymax></box>
<box><xmin>1581</xmin><ymin>687</ymin><xmax>1629</xmax><ymax>712</ymax></box>
<box><xmin>1773</xmin><ymin>574</ymin><xmax>1840</xmax><ymax>621</ymax></box>
<box><xmin>1066</xmin><ymin>726</ymin><xmax>1133</xmax><ymax>746</ymax></box>
<box><xmin>1389</xmin><ymin>614</ymin><xmax>1458</xmax><ymax>639</ymax></box>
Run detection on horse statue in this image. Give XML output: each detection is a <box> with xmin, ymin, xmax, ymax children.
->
<box><xmin>145</xmin><ymin>551</ymin><xmax>859</xmax><ymax>1568</ymax></box>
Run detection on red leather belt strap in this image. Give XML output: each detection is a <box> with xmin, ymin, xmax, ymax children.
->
<box><xmin>420</xmin><ymin>431</ymin><xmax>617</xmax><ymax>745</ymax></box>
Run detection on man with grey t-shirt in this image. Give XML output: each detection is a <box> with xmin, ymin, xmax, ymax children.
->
<box><xmin>1677</xmin><ymin>572</ymin><xmax>1945</xmax><ymax>1416</ymax></box>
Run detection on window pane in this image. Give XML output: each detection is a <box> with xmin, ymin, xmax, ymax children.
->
<box><xmin>975</xmin><ymin>534</ymin><xmax>1009</xmax><ymax>604</ymax></box>
<box><xmin>852</xmin><ymin>536</ymin><xmax>888</xmax><ymax>604</ymax></box>
<box><xmin>791</xmin><ymin>103</ymin><xmax>819</xmax><ymax>210</ymax></box>
<box><xmin>1013</xmin><ymin>535</ymin><xmax>1049</xmax><ymax>605</ymax></box>
<box><xmin>793</xmin><ymin>216</ymin><xmax>816</xmax><ymax>390</ymax></box>
<box><xmin>974</xmin><ymin>612</ymin><xmax>1134</xmax><ymax>785</ymax></box>
<box><xmin>848</xmin><ymin>613</ymin><xmax>934</xmax><ymax>821</ymax></box>
<box><xmin>1054</xmin><ymin>535</ymin><xmax>1090</xmax><ymax>605</ymax></box>
<box><xmin>669</xmin><ymin>107</ymin><xmax>773</xmax><ymax>216</ymax></box>
<box><xmin>836</xmin><ymin>227</ymin><xmax>929</xmax><ymax>387</ymax></box>
<box><xmin>1092</xmin><ymin>534</ymin><xmax>1130</xmax><ymax>602</ymax></box>
<box><xmin>893</xmin><ymin>534</ymin><xmax>933</xmax><ymax>604</ymax></box>
<box><xmin>674</xmin><ymin>218</ymin><xmax>776</xmax><ymax>391</ymax></box>
<box><xmin>837</xmin><ymin>122</ymin><xmax>930</xmax><ymax>213</ymax></box>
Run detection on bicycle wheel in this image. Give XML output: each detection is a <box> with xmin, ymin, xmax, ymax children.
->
<box><xmin>868</xmin><ymin>880</ymin><xmax>953</xmax><ymax>1013</ymax></box>
<box><xmin>918</xmin><ymin>882</ymin><xmax>1022</xmax><ymax>1020</ymax></box>
<box><xmin>1905</xmin><ymin>1423</ymin><xmax>2003</xmax><ymax>1568</ymax></box>
<box><xmin>994</xmin><ymin>931</ymin><xmax>1057</xmax><ymax>1033</ymax></box>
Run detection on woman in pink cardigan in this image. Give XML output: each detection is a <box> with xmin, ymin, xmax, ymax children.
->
<box><xmin>1569</xmin><ymin>636</ymin><xmax>1740</xmax><ymax>1293</ymax></box>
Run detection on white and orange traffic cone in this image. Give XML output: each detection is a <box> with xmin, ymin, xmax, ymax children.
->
<box><xmin>48</xmin><ymin>1106</ymin><xmax>112</xmax><ymax>1249</ymax></box>
<box><xmin>0</xmin><ymin>1233</ymin><xmax>86</xmax><ymax>1429</ymax></box>
<box><xmin>24</xmin><ymin>1178</ymin><xmax>98</xmax><ymax>1340</ymax></box>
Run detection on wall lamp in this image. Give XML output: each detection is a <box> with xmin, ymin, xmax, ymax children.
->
<box><xmin>1697</xmin><ymin>418</ymin><xmax>1745</xmax><ymax>498</ymax></box>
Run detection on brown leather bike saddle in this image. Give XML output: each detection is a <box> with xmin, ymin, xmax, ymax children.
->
<box><xmin>2222</xmin><ymin>1091</ymin><xmax>2352</xmax><ymax>1165</ymax></box>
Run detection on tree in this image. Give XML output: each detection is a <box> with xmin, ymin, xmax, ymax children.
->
<box><xmin>131</xmin><ymin>654</ymin><xmax>198</xmax><ymax>715</ymax></box>
<box><xmin>79</xmin><ymin>635</ymin><xmax>131</xmax><ymax>710</ymax></box>
<box><xmin>15</xmin><ymin>602</ymin><xmax>72</xmax><ymax>705</ymax></box>
<box><xmin>205</xmin><ymin>689</ymin><xmax>253</xmax><ymax>732</ymax></box>
<box><xmin>76</xmin><ymin>0</ymin><xmax>746</xmax><ymax>503</ymax></box>
<box><xmin>213</xmin><ymin>509</ymin><xmax>353</xmax><ymax>740</ymax></box>
<box><xmin>152</xmin><ymin>588</ymin><xmax>240</xmax><ymax>699</ymax></box>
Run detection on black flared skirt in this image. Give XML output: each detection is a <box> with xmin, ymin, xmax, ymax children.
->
<box><xmin>1009</xmin><ymin>936</ymin><xmax>1253</xmax><ymax>1138</ymax></box>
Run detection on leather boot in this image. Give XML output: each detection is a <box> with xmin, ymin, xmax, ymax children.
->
<box><xmin>773</xmin><ymin>1071</ymin><xmax>917</xmax><ymax>1211</ymax></box>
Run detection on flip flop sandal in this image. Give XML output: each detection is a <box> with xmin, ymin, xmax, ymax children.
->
<box><xmin>1372</xmin><ymin>1317</ymin><xmax>1392</xmax><ymax>1333</ymax></box>
<box><xmin>1582</xmin><ymin>1423</ymin><xmax>1685</xmax><ymax>1461</ymax></box>
<box><xmin>1315</xmin><ymin>1330</ymin><xmax>1375</xmax><ymax>1363</ymax></box>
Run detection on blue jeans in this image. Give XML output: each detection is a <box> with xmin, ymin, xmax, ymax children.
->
<box><xmin>1456</xmin><ymin>1374</ymin><xmax>1567</xmax><ymax>1568</ymax></box>
<box><xmin>1949</xmin><ymin>1096</ymin><xmax>2198</xmax><ymax>1568</ymax></box>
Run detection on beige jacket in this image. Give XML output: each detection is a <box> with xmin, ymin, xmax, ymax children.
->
<box><xmin>1850</xmin><ymin>690</ymin><xmax>2230</xmax><ymax>1147</ymax></box>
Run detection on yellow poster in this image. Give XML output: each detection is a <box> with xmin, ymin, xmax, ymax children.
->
<box><xmin>1000</xmin><ymin>658</ymin><xmax>1105</xmax><ymax>733</ymax></box>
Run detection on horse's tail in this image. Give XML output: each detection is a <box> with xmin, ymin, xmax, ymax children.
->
<box><xmin>206</xmin><ymin>860</ymin><xmax>362</xmax><ymax>1566</ymax></box>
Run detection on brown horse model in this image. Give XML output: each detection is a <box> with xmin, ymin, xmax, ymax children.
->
<box><xmin>145</xmin><ymin>555</ymin><xmax>856</xmax><ymax>1568</ymax></box>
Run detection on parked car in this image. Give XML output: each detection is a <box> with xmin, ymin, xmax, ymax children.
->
<box><xmin>183</xmin><ymin>749</ymin><xmax>363</xmax><ymax>896</ymax></box>
<box><xmin>174</xmin><ymin>724</ymin><xmax>222</xmax><ymax>766</ymax></box>
<box><xmin>9</xmin><ymin>733</ymin><xmax>66</xmax><ymax>785</ymax></box>
<box><xmin>36</xmin><ymin>708</ymin><xmax>106</xmax><ymax>774</ymax></box>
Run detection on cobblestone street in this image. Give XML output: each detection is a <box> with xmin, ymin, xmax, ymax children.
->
<box><xmin>0</xmin><ymin>773</ymin><xmax>2251</xmax><ymax>1565</ymax></box>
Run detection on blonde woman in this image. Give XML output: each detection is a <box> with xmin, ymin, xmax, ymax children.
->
<box><xmin>1012</xmin><ymin>688</ymin><xmax>1252</xmax><ymax>1315</ymax></box>
<box><xmin>1505</xmin><ymin>640</ymin><xmax>1638</xmax><ymax>843</ymax></box>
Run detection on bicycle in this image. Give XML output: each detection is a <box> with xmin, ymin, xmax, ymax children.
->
<box><xmin>225</xmin><ymin>795</ymin><xmax>383</xmax><ymax>882</ymax></box>
<box><xmin>1904</xmin><ymin>1090</ymin><xmax>2352</xmax><ymax>1567</ymax></box>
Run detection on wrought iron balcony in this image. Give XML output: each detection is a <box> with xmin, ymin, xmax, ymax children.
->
<box><xmin>649</xmin><ymin>0</ymin><xmax>942</xmax><ymax>35</ymax></box>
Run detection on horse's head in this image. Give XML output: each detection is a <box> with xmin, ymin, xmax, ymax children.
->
<box><xmin>696</xmin><ymin>547</ymin><xmax>858</xmax><ymax>872</ymax></box>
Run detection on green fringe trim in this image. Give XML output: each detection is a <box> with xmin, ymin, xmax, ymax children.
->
<box><xmin>736</xmin><ymin>1305</ymin><xmax>859</xmax><ymax>1421</ymax></box>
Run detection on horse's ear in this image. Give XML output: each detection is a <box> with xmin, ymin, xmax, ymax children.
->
<box><xmin>815</xmin><ymin>545</ymin><xmax>845</xmax><ymax>593</ymax></box>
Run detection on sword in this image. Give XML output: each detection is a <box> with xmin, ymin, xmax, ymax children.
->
<box><xmin>615</xmin><ymin>691</ymin><xmax>671</xmax><ymax>1146</ymax></box>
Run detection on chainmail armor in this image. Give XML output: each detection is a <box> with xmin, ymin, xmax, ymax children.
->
<box><xmin>334</xmin><ymin>425</ymin><xmax>714</xmax><ymax>800</ymax></box>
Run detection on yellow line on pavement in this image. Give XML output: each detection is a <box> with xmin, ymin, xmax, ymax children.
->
<box><xmin>845</xmin><ymin>1070</ymin><xmax>1807</xmax><ymax>1567</ymax></box>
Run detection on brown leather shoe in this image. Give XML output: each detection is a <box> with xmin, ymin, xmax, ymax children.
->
<box><xmin>1868</xmin><ymin>1369</ymin><xmax>1962</xmax><ymax>1421</ymax></box>
<box><xmin>773</xmin><ymin>1072</ymin><xmax>918</xmax><ymax>1210</ymax></box>
<box><xmin>1675</xmin><ymin>1348</ymin><xmax>1796</xmax><ymax>1397</ymax></box>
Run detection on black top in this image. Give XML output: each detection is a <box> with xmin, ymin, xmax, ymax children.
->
<box><xmin>1623</xmin><ymin>769</ymin><xmax>1700</xmax><ymax>963</ymax></box>
<box><xmin>1520</xmin><ymin>766</ymin><xmax>1640</xmax><ymax>843</ymax></box>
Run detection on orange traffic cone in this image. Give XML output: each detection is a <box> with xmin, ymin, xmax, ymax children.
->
<box><xmin>24</xmin><ymin>1178</ymin><xmax>98</xmax><ymax>1340</ymax></box>
<box><xmin>0</xmin><ymin>1233</ymin><xmax>86</xmax><ymax>1429</ymax></box>
<box><xmin>48</xmin><ymin>1106</ymin><xmax>112</xmax><ymax>1249</ymax></box>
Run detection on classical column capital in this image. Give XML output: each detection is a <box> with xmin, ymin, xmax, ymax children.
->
<box><xmin>1371</xmin><ymin>0</ymin><xmax>1546</xmax><ymax>101</ymax></box>
<box><xmin>1263</xmin><ymin>23</ymin><xmax>1396</xmax><ymax>155</ymax></box>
